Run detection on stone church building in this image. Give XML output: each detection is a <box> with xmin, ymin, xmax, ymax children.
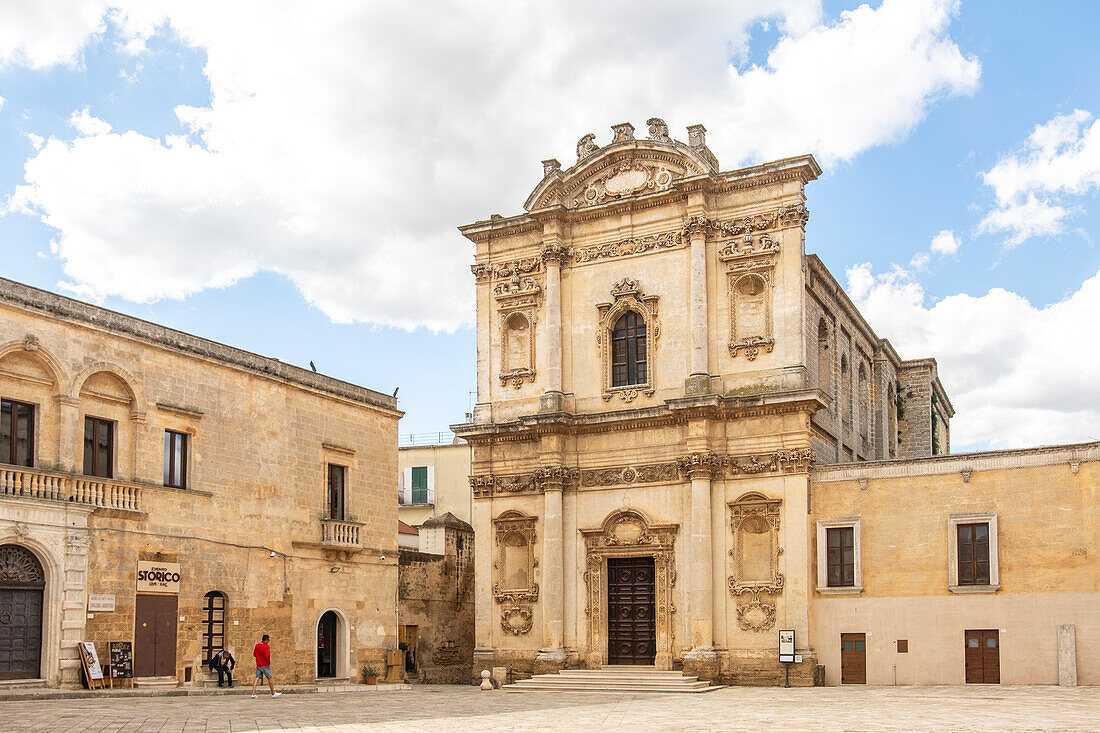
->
<box><xmin>455</xmin><ymin>120</ymin><xmax>1098</xmax><ymax>686</ymax></box>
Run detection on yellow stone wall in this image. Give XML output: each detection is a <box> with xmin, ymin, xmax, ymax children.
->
<box><xmin>0</xmin><ymin>283</ymin><xmax>400</xmax><ymax>686</ymax></box>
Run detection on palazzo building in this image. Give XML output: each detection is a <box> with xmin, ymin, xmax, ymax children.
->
<box><xmin>454</xmin><ymin>119</ymin><xmax>1098</xmax><ymax>686</ymax></box>
<box><xmin>0</xmin><ymin>278</ymin><xmax>400</xmax><ymax>687</ymax></box>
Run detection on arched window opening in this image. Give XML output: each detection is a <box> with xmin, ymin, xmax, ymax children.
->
<box><xmin>201</xmin><ymin>591</ymin><xmax>226</xmax><ymax>664</ymax></box>
<box><xmin>840</xmin><ymin>355</ymin><xmax>851</xmax><ymax>433</ymax></box>
<box><xmin>816</xmin><ymin>318</ymin><xmax>830</xmax><ymax>397</ymax></box>
<box><xmin>887</xmin><ymin>383</ymin><xmax>898</xmax><ymax>457</ymax></box>
<box><xmin>858</xmin><ymin>363</ymin><xmax>870</xmax><ymax>439</ymax></box>
<box><xmin>611</xmin><ymin>311</ymin><xmax>647</xmax><ymax>387</ymax></box>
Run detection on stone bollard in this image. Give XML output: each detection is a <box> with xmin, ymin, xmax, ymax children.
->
<box><xmin>480</xmin><ymin>670</ymin><xmax>493</xmax><ymax>691</ymax></box>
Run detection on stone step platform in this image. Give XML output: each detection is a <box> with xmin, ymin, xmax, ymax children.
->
<box><xmin>504</xmin><ymin>667</ymin><xmax>724</xmax><ymax>693</ymax></box>
<box><xmin>133</xmin><ymin>676</ymin><xmax>180</xmax><ymax>689</ymax></box>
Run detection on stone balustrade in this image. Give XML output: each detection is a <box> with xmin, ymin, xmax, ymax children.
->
<box><xmin>0</xmin><ymin>466</ymin><xmax>142</xmax><ymax>512</ymax></box>
<box><xmin>320</xmin><ymin>518</ymin><xmax>363</xmax><ymax>549</ymax></box>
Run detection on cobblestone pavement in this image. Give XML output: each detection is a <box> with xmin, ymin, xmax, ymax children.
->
<box><xmin>2</xmin><ymin>684</ymin><xmax>1098</xmax><ymax>732</ymax></box>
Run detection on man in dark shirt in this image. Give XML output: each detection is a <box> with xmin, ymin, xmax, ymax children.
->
<box><xmin>209</xmin><ymin>648</ymin><xmax>235</xmax><ymax>688</ymax></box>
<box><xmin>251</xmin><ymin>633</ymin><xmax>281</xmax><ymax>698</ymax></box>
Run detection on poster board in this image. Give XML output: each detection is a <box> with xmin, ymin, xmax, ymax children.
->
<box><xmin>109</xmin><ymin>641</ymin><xmax>134</xmax><ymax>685</ymax></box>
<box><xmin>779</xmin><ymin>629</ymin><xmax>796</xmax><ymax>664</ymax></box>
<box><xmin>78</xmin><ymin>642</ymin><xmax>105</xmax><ymax>689</ymax></box>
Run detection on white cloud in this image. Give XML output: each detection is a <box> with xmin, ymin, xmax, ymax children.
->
<box><xmin>978</xmin><ymin>109</ymin><xmax>1100</xmax><ymax>246</ymax></box>
<box><xmin>929</xmin><ymin>228</ymin><xmax>960</xmax><ymax>256</ymax></box>
<box><xmin>846</xmin><ymin>263</ymin><xmax>1100</xmax><ymax>449</ymax></box>
<box><xmin>26</xmin><ymin>132</ymin><xmax>44</xmax><ymax>150</ymax></box>
<box><xmin>909</xmin><ymin>251</ymin><xmax>931</xmax><ymax>269</ymax></box>
<box><xmin>5</xmin><ymin>0</ymin><xmax>980</xmax><ymax>330</ymax></box>
<box><xmin>69</xmin><ymin>107</ymin><xmax>112</xmax><ymax>136</ymax></box>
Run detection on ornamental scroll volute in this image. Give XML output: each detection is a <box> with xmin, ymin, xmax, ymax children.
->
<box><xmin>490</xmin><ymin>262</ymin><xmax>542</xmax><ymax>389</ymax></box>
<box><xmin>596</xmin><ymin>278</ymin><xmax>660</xmax><ymax>403</ymax></box>
<box><xmin>720</xmin><ymin>233</ymin><xmax>780</xmax><ymax>361</ymax></box>
<box><xmin>727</xmin><ymin>493</ymin><xmax>783</xmax><ymax>632</ymax></box>
<box><xmin>493</xmin><ymin>510</ymin><xmax>538</xmax><ymax>636</ymax></box>
<box><xmin>580</xmin><ymin>509</ymin><xmax>679</xmax><ymax>669</ymax></box>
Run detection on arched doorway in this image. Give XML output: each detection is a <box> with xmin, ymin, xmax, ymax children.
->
<box><xmin>0</xmin><ymin>545</ymin><xmax>45</xmax><ymax>680</ymax></box>
<box><xmin>317</xmin><ymin>611</ymin><xmax>338</xmax><ymax>678</ymax></box>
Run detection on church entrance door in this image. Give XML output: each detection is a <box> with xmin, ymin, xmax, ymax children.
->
<box><xmin>0</xmin><ymin>545</ymin><xmax>45</xmax><ymax>680</ymax></box>
<box><xmin>606</xmin><ymin>556</ymin><xmax>655</xmax><ymax>665</ymax></box>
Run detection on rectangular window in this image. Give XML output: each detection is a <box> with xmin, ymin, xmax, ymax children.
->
<box><xmin>826</xmin><ymin>527</ymin><xmax>855</xmax><ymax>587</ymax></box>
<box><xmin>163</xmin><ymin>430</ymin><xmax>189</xmax><ymax>488</ymax></box>
<box><xmin>957</xmin><ymin>522</ymin><xmax>990</xmax><ymax>585</ymax></box>
<box><xmin>327</xmin><ymin>464</ymin><xmax>346</xmax><ymax>520</ymax></box>
<box><xmin>83</xmin><ymin>416</ymin><xmax>114</xmax><ymax>478</ymax></box>
<box><xmin>411</xmin><ymin>466</ymin><xmax>428</xmax><ymax>504</ymax></box>
<box><xmin>0</xmin><ymin>399</ymin><xmax>35</xmax><ymax>467</ymax></box>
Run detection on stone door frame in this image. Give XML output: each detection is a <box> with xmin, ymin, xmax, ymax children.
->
<box><xmin>581</xmin><ymin>509</ymin><xmax>678</xmax><ymax>670</ymax></box>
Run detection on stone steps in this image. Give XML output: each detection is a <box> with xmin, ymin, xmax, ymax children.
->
<box><xmin>504</xmin><ymin>667</ymin><xmax>724</xmax><ymax>694</ymax></box>
<box><xmin>134</xmin><ymin>676</ymin><xmax>179</xmax><ymax>689</ymax></box>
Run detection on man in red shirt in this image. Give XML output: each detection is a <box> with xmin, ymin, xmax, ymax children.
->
<box><xmin>250</xmin><ymin>634</ymin><xmax>281</xmax><ymax>698</ymax></box>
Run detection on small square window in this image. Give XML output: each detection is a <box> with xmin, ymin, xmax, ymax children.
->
<box><xmin>897</xmin><ymin>639</ymin><xmax>908</xmax><ymax>653</ymax></box>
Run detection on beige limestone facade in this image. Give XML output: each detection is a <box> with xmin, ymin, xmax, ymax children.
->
<box><xmin>0</xmin><ymin>277</ymin><xmax>401</xmax><ymax>688</ymax></box>
<box><xmin>454</xmin><ymin>119</ymin><xmax>1097</xmax><ymax>687</ymax></box>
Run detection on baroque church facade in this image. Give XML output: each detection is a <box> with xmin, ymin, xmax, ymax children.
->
<box><xmin>455</xmin><ymin>120</ymin><xmax>1098</xmax><ymax>686</ymax></box>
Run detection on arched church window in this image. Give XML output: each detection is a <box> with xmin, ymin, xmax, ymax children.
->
<box><xmin>841</xmin><ymin>355</ymin><xmax>851</xmax><ymax>433</ymax></box>
<box><xmin>611</xmin><ymin>311</ymin><xmax>647</xmax><ymax>387</ymax></box>
<box><xmin>858</xmin><ymin>363</ymin><xmax>870</xmax><ymax>439</ymax></box>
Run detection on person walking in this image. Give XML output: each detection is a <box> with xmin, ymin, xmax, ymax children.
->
<box><xmin>209</xmin><ymin>648</ymin><xmax>235</xmax><ymax>688</ymax></box>
<box><xmin>250</xmin><ymin>634</ymin><xmax>282</xmax><ymax>698</ymax></box>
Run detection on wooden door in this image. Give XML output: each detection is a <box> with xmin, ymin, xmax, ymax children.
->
<box><xmin>841</xmin><ymin>633</ymin><xmax>867</xmax><ymax>684</ymax></box>
<box><xmin>134</xmin><ymin>594</ymin><xmax>178</xmax><ymax>677</ymax></box>
<box><xmin>0</xmin><ymin>589</ymin><xmax>43</xmax><ymax>680</ymax></box>
<box><xmin>965</xmin><ymin>629</ymin><xmax>1000</xmax><ymax>683</ymax></box>
<box><xmin>607</xmin><ymin>556</ymin><xmax>655</xmax><ymax>665</ymax></box>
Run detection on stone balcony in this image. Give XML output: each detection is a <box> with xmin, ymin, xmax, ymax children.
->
<box><xmin>321</xmin><ymin>518</ymin><xmax>363</xmax><ymax>550</ymax></box>
<box><xmin>0</xmin><ymin>465</ymin><xmax>142</xmax><ymax>513</ymax></box>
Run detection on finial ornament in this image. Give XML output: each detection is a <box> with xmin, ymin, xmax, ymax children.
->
<box><xmin>576</xmin><ymin>133</ymin><xmax>599</xmax><ymax>161</ymax></box>
<box><xmin>646</xmin><ymin>118</ymin><xmax>669</xmax><ymax>141</ymax></box>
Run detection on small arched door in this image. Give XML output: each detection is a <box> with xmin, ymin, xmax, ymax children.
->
<box><xmin>317</xmin><ymin>611</ymin><xmax>337</xmax><ymax>678</ymax></box>
<box><xmin>0</xmin><ymin>545</ymin><xmax>45</xmax><ymax>680</ymax></box>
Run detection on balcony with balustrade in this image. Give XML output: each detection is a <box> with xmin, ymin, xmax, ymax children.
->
<box><xmin>320</xmin><ymin>517</ymin><xmax>363</xmax><ymax>550</ymax></box>
<box><xmin>0</xmin><ymin>465</ymin><xmax>143</xmax><ymax>514</ymax></box>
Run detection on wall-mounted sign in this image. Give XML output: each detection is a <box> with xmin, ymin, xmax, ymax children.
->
<box><xmin>779</xmin><ymin>629</ymin><xmax>796</xmax><ymax>663</ymax></box>
<box><xmin>88</xmin><ymin>594</ymin><xmax>115</xmax><ymax>612</ymax></box>
<box><xmin>136</xmin><ymin>561</ymin><xmax>181</xmax><ymax>594</ymax></box>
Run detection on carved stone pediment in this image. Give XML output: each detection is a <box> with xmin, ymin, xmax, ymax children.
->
<box><xmin>524</xmin><ymin>121</ymin><xmax>719</xmax><ymax>212</ymax></box>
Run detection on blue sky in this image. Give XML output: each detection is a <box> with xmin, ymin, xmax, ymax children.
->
<box><xmin>1</xmin><ymin>1</ymin><xmax>1098</xmax><ymax>449</ymax></box>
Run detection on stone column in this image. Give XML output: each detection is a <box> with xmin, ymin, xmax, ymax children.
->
<box><xmin>535</xmin><ymin>466</ymin><xmax>567</xmax><ymax>672</ymax></box>
<box><xmin>538</xmin><ymin>237</ymin><xmax>569</xmax><ymax>413</ymax></box>
<box><xmin>680</xmin><ymin>451</ymin><xmax>721</xmax><ymax>679</ymax></box>
<box><xmin>683</xmin><ymin>218</ymin><xmax>711</xmax><ymax>395</ymax></box>
<box><xmin>471</xmin><ymin>482</ymin><xmax>495</xmax><ymax>678</ymax></box>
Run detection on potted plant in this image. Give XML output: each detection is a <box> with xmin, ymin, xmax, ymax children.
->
<box><xmin>364</xmin><ymin>665</ymin><xmax>380</xmax><ymax>685</ymax></box>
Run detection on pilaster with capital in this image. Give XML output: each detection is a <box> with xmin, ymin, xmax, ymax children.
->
<box><xmin>536</xmin><ymin>464</ymin><xmax>567</xmax><ymax>668</ymax></box>
<box><xmin>538</xmin><ymin>235</ymin><xmax>571</xmax><ymax>411</ymax></box>
<box><xmin>678</xmin><ymin>451</ymin><xmax>723</xmax><ymax>666</ymax></box>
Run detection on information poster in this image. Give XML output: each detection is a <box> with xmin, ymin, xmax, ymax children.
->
<box><xmin>779</xmin><ymin>629</ymin><xmax>795</xmax><ymax>663</ymax></box>
<box><xmin>79</xmin><ymin>642</ymin><xmax>104</xmax><ymax>680</ymax></box>
<box><xmin>109</xmin><ymin>641</ymin><xmax>133</xmax><ymax>679</ymax></box>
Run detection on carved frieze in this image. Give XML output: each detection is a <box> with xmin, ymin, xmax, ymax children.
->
<box><xmin>581</xmin><ymin>509</ymin><xmax>678</xmax><ymax>668</ymax></box>
<box><xmin>471</xmin><ymin>257</ymin><xmax>542</xmax><ymax>283</ymax></box>
<box><xmin>470</xmin><ymin>467</ymin><xmax>580</xmax><ymax>498</ymax></box>
<box><xmin>728</xmin><ymin>493</ymin><xmax>784</xmax><ymax>632</ymax></box>
<box><xmin>573</xmin><ymin>231</ymin><xmax>683</xmax><ymax>264</ymax></box>
<box><xmin>573</xmin><ymin>162</ymin><xmax>675</xmax><ymax>208</ymax></box>
<box><xmin>682</xmin><ymin>204</ymin><xmax>809</xmax><ymax>241</ymax></box>
<box><xmin>579</xmin><ymin>461</ymin><xmax>679</xmax><ymax>487</ymax></box>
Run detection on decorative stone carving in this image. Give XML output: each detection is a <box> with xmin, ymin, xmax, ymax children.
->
<box><xmin>492</xmin><ymin>510</ymin><xmax>538</xmax><ymax>603</ymax></box>
<box><xmin>576</xmin><ymin>133</ymin><xmax>600</xmax><ymax>161</ymax></box>
<box><xmin>488</xmin><ymin>261</ymin><xmax>542</xmax><ymax>391</ymax></box>
<box><xmin>678</xmin><ymin>451</ymin><xmax>725</xmax><ymax>480</ymax></box>
<box><xmin>646</xmin><ymin>117</ymin><xmax>670</xmax><ymax>141</ymax></box>
<box><xmin>573</xmin><ymin>231</ymin><xmax>683</xmax><ymax>264</ymax></box>
<box><xmin>573</xmin><ymin>163</ymin><xmax>675</xmax><ymax>208</ymax></box>
<box><xmin>471</xmin><ymin>467</ymin><xmax>580</xmax><ymax>498</ymax></box>
<box><xmin>721</xmin><ymin>232</ymin><xmax>779</xmax><ymax>361</ymax></box>
<box><xmin>775</xmin><ymin>448</ymin><xmax>815</xmax><ymax>473</ymax></box>
<box><xmin>581</xmin><ymin>509</ymin><xmax>679</xmax><ymax>669</ymax></box>
<box><xmin>539</xmin><ymin>242</ymin><xmax>572</xmax><ymax>265</ymax></box>
<box><xmin>470</xmin><ymin>257</ymin><xmax>542</xmax><ymax>283</ymax></box>
<box><xmin>579</xmin><ymin>461</ymin><xmax>679</xmax><ymax>487</ymax></box>
<box><xmin>500</xmin><ymin>602</ymin><xmax>533</xmax><ymax>636</ymax></box>
<box><xmin>681</xmin><ymin>204</ymin><xmax>810</xmax><ymax>241</ymax></box>
<box><xmin>22</xmin><ymin>334</ymin><xmax>39</xmax><ymax>352</ymax></box>
<box><xmin>541</xmin><ymin>159</ymin><xmax>562</xmax><ymax>177</ymax></box>
<box><xmin>596</xmin><ymin>278</ymin><xmax>660</xmax><ymax>402</ymax></box>
<box><xmin>611</xmin><ymin>122</ymin><xmax>635</xmax><ymax>143</ymax></box>
<box><xmin>728</xmin><ymin>493</ymin><xmax>783</xmax><ymax>632</ymax></box>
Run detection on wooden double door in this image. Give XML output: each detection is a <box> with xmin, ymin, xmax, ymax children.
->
<box><xmin>607</xmin><ymin>556</ymin><xmax>655</xmax><ymax>665</ymax></box>
<box><xmin>965</xmin><ymin>629</ymin><xmax>1000</xmax><ymax>683</ymax></box>
<box><xmin>0</xmin><ymin>588</ymin><xmax>43</xmax><ymax>680</ymax></box>
<box><xmin>134</xmin><ymin>594</ymin><xmax>178</xmax><ymax>677</ymax></box>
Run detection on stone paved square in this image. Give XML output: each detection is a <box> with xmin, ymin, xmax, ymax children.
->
<box><xmin>1</xmin><ymin>685</ymin><xmax>1098</xmax><ymax>732</ymax></box>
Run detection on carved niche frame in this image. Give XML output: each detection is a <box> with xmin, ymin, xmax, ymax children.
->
<box><xmin>727</xmin><ymin>492</ymin><xmax>784</xmax><ymax>632</ymax></box>
<box><xmin>720</xmin><ymin>233</ymin><xmax>779</xmax><ymax>360</ymax></box>
<box><xmin>580</xmin><ymin>509</ymin><xmax>678</xmax><ymax>669</ymax></box>
<box><xmin>595</xmin><ymin>278</ymin><xmax>660</xmax><ymax>403</ymax></box>
<box><xmin>493</xmin><ymin>264</ymin><xmax>541</xmax><ymax>389</ymax></box>
<box><xmin>493</xmin><ymin>510</ymin><xmax>539</xmax><ymax>636</ymax></box>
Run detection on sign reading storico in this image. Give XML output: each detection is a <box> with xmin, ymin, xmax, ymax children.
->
<box><xmin>136</xmin><ymin>561</ymin><xmax>181</xmax><ymax>593</ymax></box>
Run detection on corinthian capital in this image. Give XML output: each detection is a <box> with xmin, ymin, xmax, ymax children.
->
<box><xmin>535</xmin><ymin>464</ymin><xmax>577</xmax><ymax>490</ymax></box>
<box><xmin>678</xmin><ymin>451</ymin><xmax>725</xmax><ymax>480</ymax></box>
<box><xmin>539</xmin><ymin>242</ymin><xmax>572</xmax><ymax>265</ymax></box>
